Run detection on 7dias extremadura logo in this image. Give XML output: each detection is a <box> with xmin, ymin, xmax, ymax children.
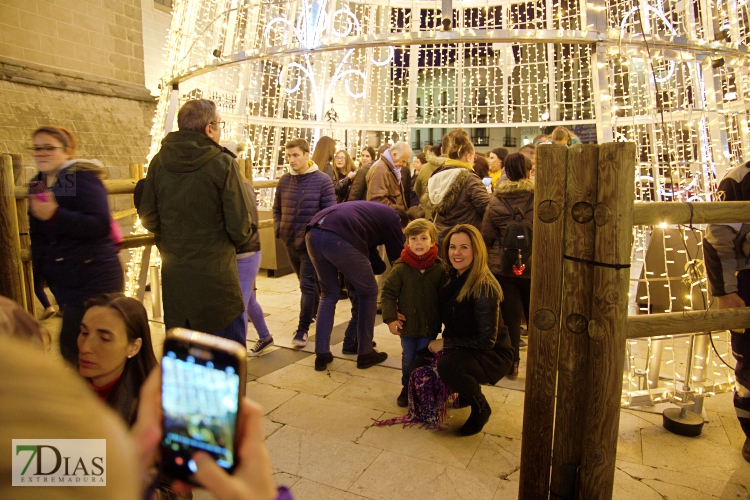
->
<box><xmin>12</xmin><ymin>440</ymin><xmax>106</xmax><ymax>486</ymax></box>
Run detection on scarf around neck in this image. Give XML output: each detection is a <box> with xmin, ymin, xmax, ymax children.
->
<box><xmin>400</xmin><ymin>244</ymin><xmax>439</xmax><ymax>270</ymax></box>
<box><xmin>444</xmin><ymin>158</ymin><xmax>474</xmax><ymax>171</ymax></box>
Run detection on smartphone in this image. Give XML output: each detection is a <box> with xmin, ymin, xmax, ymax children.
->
<box><xmin>160</xmin><ymin>328</ymin><xmax>247</xmax><ymax>484</ymax></box>
<box><xmin>28</xmin><ymin>180</ymin><xmax>49</xmax><ymax>202</ymax></box>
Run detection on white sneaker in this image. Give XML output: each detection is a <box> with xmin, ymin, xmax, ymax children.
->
<box><xmin>292</xmin><ymin>331</ymin><xmax>308</xmax><ymax>347</ymax></box>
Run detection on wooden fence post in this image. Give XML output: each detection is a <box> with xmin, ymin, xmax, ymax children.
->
<box><xmin>550</xmin><ymin>144</ymin><xmax>599</xmax><ymax>498</ymax></box>
<box><xmin>519</xmin><ymin>144</ymin><xmax>568</xmax><ymax>500</ymax></box>
<box><xmin>578</xmin><ymin>142</ymin><xmax>636</xmax><ymax>498</ymax></box>
<box><xmin>0</xmin><ymin>155</ymin><xmax>27</xmax><ymax>308</ymax></box>
<box><xmin>16</xmin><ymin>195</ymin><xmax>35</xmax><ymax>317</ymax></box>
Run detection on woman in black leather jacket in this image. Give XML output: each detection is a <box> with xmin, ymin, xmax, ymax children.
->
<box><xmin>427</xmin><ymin>224</ymin><xmax>514</xmax><ymax>435</ymax></box>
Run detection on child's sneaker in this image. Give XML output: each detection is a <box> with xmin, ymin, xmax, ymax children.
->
<box><xmin>292</xmin><ymin>331</ymin><xmax>308</xmax><ymax>347</ymax></box>
<box><xmin>397</xmin><ymin>387</ymin><xmax>408</xmax><ymax>407</ymax></box>
<box><xmin>248</xmin><ymin>338</ymin><xmax>274</xmax><ymax>357</ymax></box>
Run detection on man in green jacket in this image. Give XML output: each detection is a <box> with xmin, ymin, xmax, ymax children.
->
<box><xmin>138</xmin><ymin>99</ymin><xmax>253</xmax><ymax>343</ymax></box>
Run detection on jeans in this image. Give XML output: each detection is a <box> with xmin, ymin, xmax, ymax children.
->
<box><xmin>237</xmin><ymin>252</ymin><xmax>271</xmax><ymax>342</ymax></box>
<box><xmin>33</xmin><ymin>267</ymin><xmax>51</xmax><ymax>309</ymax></box>
<box><xmin>342</xmin><ymin>284</ymin><xmax>359</xmax><ymax>351</ymax></box>
<box><xmin>186</xmin><ymin>313</ymin><xmax>246</xmax><ymax>347</ymax></box>
<box><xmin>400</xmin><ymin>337</ymin><xmax>432</xmax><ymax>387</ymax></box>
<box><xmin>306</xmin><ymin>228</ymin><xmax>378</xmax><ymax>356</ymax></box>
<box><xmin>496</xmin><ymin>275</ymin><xmax>531</xmax><ymax>362</ymax></box>
<box><xmin>285</xmin><ymin>245</ymin><xmax>317</xmax><ymax>334</ymax></box>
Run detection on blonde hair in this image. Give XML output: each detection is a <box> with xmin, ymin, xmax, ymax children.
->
<box><xmin>447</xmin><ymin>128</ymin><xmax>474</xmax><ymax>160</ymax></box>
<box><xmin>550</xmin><ymin>126</ymin><xmax>577</xmax><ymax>145</ymax></box>
<box><xmin>334</xmin><ymin>150</ymin><xmax>356</xmax><ymax>175</ymax></box>
<box><xmin>404</xmin><ymin>218</ymin><xmax>437</xmax><ymax>244</ymax></box>
<box><xmin>443</xmin><ymin>224</ymin><xmax>502</xmax><ymax>302</ymax></box>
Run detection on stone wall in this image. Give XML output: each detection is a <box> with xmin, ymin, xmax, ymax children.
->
<box><xmin>141</xmin><ymin>0</ymin><xmax>172</xmax><ymax>96</ymax></box>
<box><xmin>0</xmin><ymin>0</ymin><xmax>146</xmax><ymax>85</ymax></box>
<box><xmin>0</xmin><ymin>78</ymin><xmax>153</xmax><ymax>185</ymax></box>
<box><xmin>0</xmin><ymin>0</ymin><xmax>158</xmax><ymax>233</ymax></box>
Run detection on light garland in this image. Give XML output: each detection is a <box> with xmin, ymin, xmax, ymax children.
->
<box><xmin>135</xmin><ymin>0</ymin><xmax>747</xmax><ymax>405</ymax></box>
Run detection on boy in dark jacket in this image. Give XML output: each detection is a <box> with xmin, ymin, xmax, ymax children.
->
<box><xmin>273</xmin><ymin>138</ymin><xmax>337</xmax><ymax>347</ymax></box>
<box><xmin>381</xmin><ymin>218</ymin><xmax>448</xmax><ymax>406</ymax></box>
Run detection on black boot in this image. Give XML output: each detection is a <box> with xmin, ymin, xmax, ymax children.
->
<box><xmin>460</xmin><ymin>394</ymin><xmax>492</xmax><ymax>436</ymax></box>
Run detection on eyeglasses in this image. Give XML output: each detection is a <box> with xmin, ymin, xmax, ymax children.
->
<box><xmin>210</xmin><ymin>121</ymin><xmax>226</xmax><ymax>129</ymax></box>
<box><xmin>28</xmin><ymin>146</ymin><xmax>66</xmax><ymax>154</ymax></box>
<box><xmin>334</xmin><ymin>156</ymin><xmax>346</xmax><ymax>160</ymax></box>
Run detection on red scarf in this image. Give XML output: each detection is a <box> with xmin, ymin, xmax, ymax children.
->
<box><xmin>88</xmin><ymin>375</ymin><xmax>121</xmax><ymax>402</ymax></box>
<box><xmin>400</xmin><ymin>245</ymin><xmax>439</xmax><ymax>270</ymax></box>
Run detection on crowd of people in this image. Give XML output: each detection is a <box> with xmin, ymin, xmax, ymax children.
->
<box><xmin>13</xmin><ymin>97</ymin><xmax>749</xmax><ymax>499</ymax></box>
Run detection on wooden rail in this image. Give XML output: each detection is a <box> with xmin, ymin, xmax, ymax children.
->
<box><xmin>626</xmin><ymin>307</ymin><xmax>750</xmax><ymax>339</ymax></box>
<box><xmin>4</xmin><ymin>153</ymin><xmax>280</xmax><ymax>316</ymax></box>
<box><xmin>633</xmin><ymin>200</ymin><xmax>750</xmax><ymax>225</ymax></box>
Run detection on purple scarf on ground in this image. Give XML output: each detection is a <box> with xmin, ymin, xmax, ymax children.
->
<box><xmin>373</xmin><ymin>352</ymin><xmax>453</xmax><ymax>430</ymax></box>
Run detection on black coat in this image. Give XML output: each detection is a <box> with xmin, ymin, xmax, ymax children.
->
<box><xmin>439</xmin><ymin>268</ymin><xmax>514</xmax><ymax>384</ymax></box>
<box><xmin>29</xmin><ymin>163</ymin><xmax>123</xmax><ymax>307</ymax></box>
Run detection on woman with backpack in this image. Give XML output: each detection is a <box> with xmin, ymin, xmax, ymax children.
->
<box><xmin>480</xmin><ymin>153</ymin><xmax>534</xmax><ymax>379</ymax></box>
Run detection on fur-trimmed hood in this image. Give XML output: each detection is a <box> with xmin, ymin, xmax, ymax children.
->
<box><xmin>425</xmin><ymin>152</ymin><xmax>447</xmax><ymax>168</ymax></box>
<box><xmin>427</xmin><ymin>167</ymin><xmax>473</xmax><ymax>215</ymax></box>
<box><xmin>494</xmin><ymin>178</ymin><xmax>534</xmax><ymax>198</ymax></box>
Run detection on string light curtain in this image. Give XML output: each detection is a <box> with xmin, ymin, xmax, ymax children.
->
<box><xmin>139</xmin><ymin>0</ymin><xmax>749</xmax><ymax>406</ymax></box>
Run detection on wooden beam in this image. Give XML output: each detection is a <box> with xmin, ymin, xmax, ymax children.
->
<box><xmin>579</xmin><ymin>142</ymin><xmax>636</xmax><ymax>499</ymax></box>
<box><xmin>627</xmin><ymin>307</ymin><xmax>750</xmax><ymax>339</ymax></box>
<box><xmin>519</xmin><ymin>144</ymin><xmax>568</xmax><ymax>500</ymax></box>
<box><xmin>633</xmin><ymin>200</ymin><xmax>750</xmax><ymax>226</ymax></box>
<box><xmin>14</xmin><ymin>178</ymin><xmax>279</xmax><ymax>198</ymax></box>
<box><xmin>550</xmin><ymin>144</ymin><xmax>598</xmax><ymax>499</ymax></box>
<box><xmin>0</xmin><ymin>155</ymin><xmax>27</xmax><ymax>308</ymax></box>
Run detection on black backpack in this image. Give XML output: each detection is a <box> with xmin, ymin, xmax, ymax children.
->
<box><xmin>499</xmin><ymin>194</ymin><xmax>534</xmax><ymax>277</ymax></box>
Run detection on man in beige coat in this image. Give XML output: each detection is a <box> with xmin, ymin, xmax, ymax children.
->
<box><xmin>366</xmin><ymin>141</ymin><xmax>412</xmax><ymax>312</ymax></box>
<box><xmin>366</xmin><ymin>141</ymin><xmax>412</xmax><ymax>211</ymax></box>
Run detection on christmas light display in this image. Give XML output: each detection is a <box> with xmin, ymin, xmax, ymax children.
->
<box><xmin>136</xmin><ymin>0</ymin><xmax>749</xmax><ymax>407</ymax></box>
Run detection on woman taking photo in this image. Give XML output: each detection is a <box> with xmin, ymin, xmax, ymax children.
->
<box><xmin>78</xmin><ymin>293</ymin><xmax>158</xmax><ymax>425</ymax></box>
<box><xmin>426</xmin><ymin>225</ymin><xmax>514</xmax><ymax>436</ymax></box>
<box><xmin>333</xmin><ymin>149</ymin><xmax>358</xmax><ymax>203</ymax></box>
<box><xmin>481</xmin><ymin>153</ymin><xmax>534</xmax><ymax>378</ymax></box>
<box><xmin>28</xmin><ymin>126</ymin><xmax>124</xmax><ymax>366</ymax></box>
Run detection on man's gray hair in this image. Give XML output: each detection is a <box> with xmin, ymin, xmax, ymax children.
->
<box><xmin>177</xmin><ymin>99</ymin><xmax>217</xmax><ymax>134</ymax></box>
<box><xmin>390</xmin><ymin>141</ymin><xmax>412</xmax><ymax>158</ymax></box>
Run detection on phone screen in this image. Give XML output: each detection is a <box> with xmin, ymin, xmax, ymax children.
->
<box><xmin>160</xmin><ymin>344</ymin><xmax>241</xmax><ymax>480</ymax></box>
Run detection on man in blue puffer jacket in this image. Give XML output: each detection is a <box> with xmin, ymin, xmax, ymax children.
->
<box><xmin>273</xmin><ymin>138</ymin><xmax>337</xmax><ymax>347</ymax></box>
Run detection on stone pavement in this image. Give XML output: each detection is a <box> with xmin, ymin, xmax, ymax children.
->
<box><xmin>193</xmin><ymin>273</ymin><xmax>750</xmax><ymax>500</ymax></box>
<box><xmin>40</xmin><ymin>272</ymin><xmax>750</xmax><ymax>499</ymax></box>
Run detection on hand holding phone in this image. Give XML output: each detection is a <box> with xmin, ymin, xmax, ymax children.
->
<box><xmin>28</xmin><ymin>180</ymin><xmax>49</xmax><ymax>202</ymax></box>
<box><xmin>160</xmin><ymin>329</ymin><xmax>247</xmax><ymax>484</ymax></box>
<box><xmin>131</xmin><ymin>368</ymin><xmax>278</xmax><ymax>500</ymax></box>
<box><xmin>28</xmin><ymin>180</ymin><xmax>58</xmax><ymax>220</ymax></box>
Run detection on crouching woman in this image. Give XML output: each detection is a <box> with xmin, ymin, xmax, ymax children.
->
<box><xmin>428</xmin><ymin>224</ymin><xmax>514</xmax><ymax>436</ymax></box>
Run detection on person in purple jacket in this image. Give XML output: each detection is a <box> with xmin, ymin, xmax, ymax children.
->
<box><xmin>273</xmin><ymin>138</ymin><xmax>337</xmax><ymax>347</ymax></box>
<box><xmin>305</xmin><ymin>201</ymin><xmax>408</xmax><ymax>371</ymax></box>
